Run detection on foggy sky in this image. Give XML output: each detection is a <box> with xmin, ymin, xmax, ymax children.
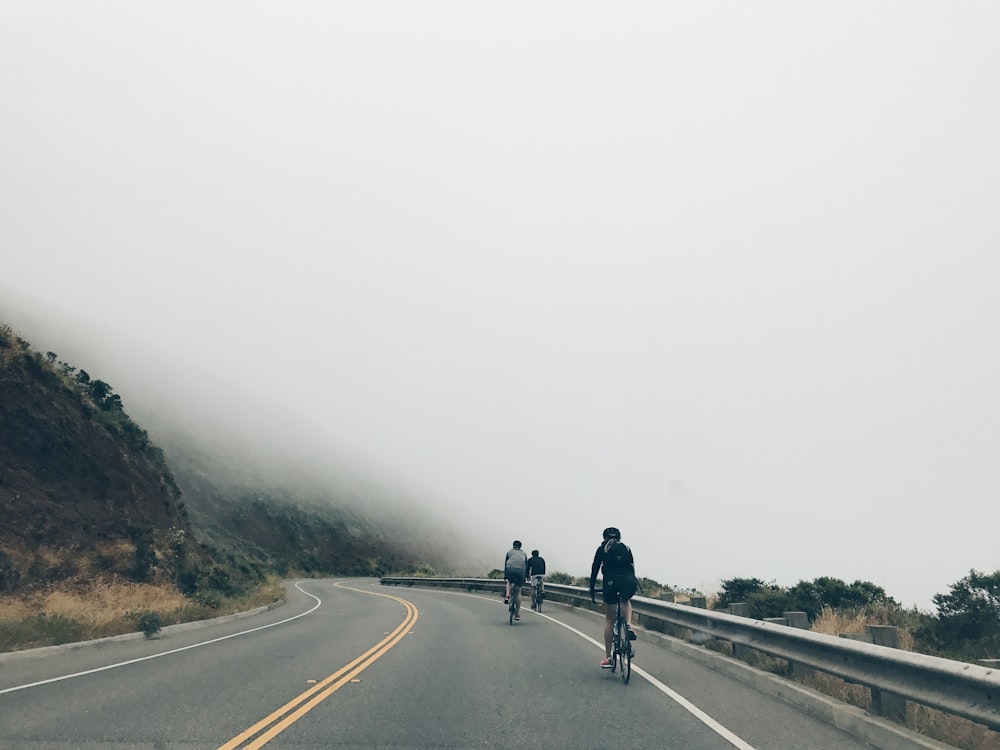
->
<box><xmin>3</xmin><ymin>2</ymin><xmax>999</xmax><ymax>609</ymax></box>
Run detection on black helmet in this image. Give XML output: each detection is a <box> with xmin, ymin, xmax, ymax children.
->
<box><xmin>531</xmin><ymin>549</ymin><xmax>539</xmax><ymax>556</ymax></box>
<box><xmin>513</xmin><ymin>540</ymin><xmax>522</xmax><ymax>548</ymax></box>
<box><xmin>602</xmin><ymin>527</ymin><xmax>621</xmax><ymax>541</ymax></box>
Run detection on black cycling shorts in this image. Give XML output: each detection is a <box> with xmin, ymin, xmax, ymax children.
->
<box><xmin>505</xmin><ymin>569</ymin><xmax>526</xmax><ymax>586</ymax></box>
<box><xmin>602</xmin><ymin>574</ymin><xmax>638</xmax><ymax>605</ymax></box>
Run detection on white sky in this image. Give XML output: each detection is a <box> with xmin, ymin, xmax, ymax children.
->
<box><xmin>3</xmin><ymin>2</ymin><xmax>999</xmax><ymax>609</ymax></box>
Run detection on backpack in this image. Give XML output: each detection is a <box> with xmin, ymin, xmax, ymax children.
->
<box><xmin>603</xmin><ymin>539</ymin><xmax>630</xmax><ymax>570</ymax></box>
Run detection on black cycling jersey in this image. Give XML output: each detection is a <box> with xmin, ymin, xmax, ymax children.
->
<box><xmin>526</xmin><ymin>554</ymin><xmax>546</xmax><ymax>577</ymax></box>
<box><xmin>589</xmin><ymin>539</ymin><xmax>635</xmax><ymax>590</ymax></box>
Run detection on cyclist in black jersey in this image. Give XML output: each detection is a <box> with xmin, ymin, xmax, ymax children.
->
<box><xmin>526</xmin><ymin>550</ymin><xmax>546</xmax><ymax>609</ymax></box>
<box><xmin>589</xmin><ymin>527</ymin><xmax>638</xmax><ymax>668</ymax></box>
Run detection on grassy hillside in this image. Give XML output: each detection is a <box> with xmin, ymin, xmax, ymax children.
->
<box><xmin>0</xmin><ymin>322</ymin><xmax>460</xmax><ymax>649</ymax></box>
<box><xmin>0</xmin><ymin>324</ymin><xmax>211</xmax><ymax>593</ymax></box>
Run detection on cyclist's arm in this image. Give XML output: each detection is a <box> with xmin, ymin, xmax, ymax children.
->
<box><xmin>589</xmin><ymin>547</ymin><xmax>603</xmax><ymax>591</ymax></box>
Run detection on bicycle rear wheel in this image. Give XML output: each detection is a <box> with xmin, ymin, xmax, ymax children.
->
<box><xmin>509</xmin><ymin>598</ymin><xmax>515</xmax><ymax>625</ymax></box>
<box><xmin>534</xmin><ymin>585</ymin><xmax>542</xmax><ymax>612</ymax></box>
<box><xmin>610</xmin><ymin>629</ymin><xmax>620</xmax><ymax>673</ymax></box>
<box><xmin>619</xmin><ymin>618</ymin><xmax>631</xmax><ymax>684</ymax></box>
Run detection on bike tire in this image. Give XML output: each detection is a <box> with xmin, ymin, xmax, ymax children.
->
<box><xmin>620</xmin><ymin>620</ymin><xmax>632</xmax><ymax>684</ymax></box>
<box><xmin>535</xmin><ymin>587</ymin><xmax>542</xmax><ymax>613</ymax></box>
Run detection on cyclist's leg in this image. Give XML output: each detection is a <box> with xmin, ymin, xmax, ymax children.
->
<box><xmin>600</xmin><ymin>579</ymin><xmax>621</xmax><ymax>662</ymax></box>
<box><xmin>603</xmin><ymin>603</ymin><xmax>616</xmax><ymax>657</ymax></box>
<box><xmin>621</xmin><ymin>577</ymin><xmax>638</xmax><ymax>636</ymax></box>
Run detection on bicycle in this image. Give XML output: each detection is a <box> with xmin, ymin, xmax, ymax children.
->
<box><xmin>507</xmin><ymin>580</ymin><xmax>523</xmax><ymax>625</ymax></box>
<box><xmin>610</xmin><ymin>593</ymin><xmax>634</xmax><ymax>683</ymax></box>
<box><xmin>530</xmin><ymin>575</ymin><xmax>544</xmax><ymax>613</ymax></box>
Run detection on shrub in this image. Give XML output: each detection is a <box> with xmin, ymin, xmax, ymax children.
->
<box><xmin>134</xmin><ymin>611</ymin><xmax>163</xmax><ymax>639</ymax></box>
<box><xmin>411</xmin><ymin>563</ymin><xmax>437</xmax><ymax>578</ymax></box>
<box><xmin>928</xmin><ymin>569</ymin><xmax>1000</xmax><ymax>659</ymax></box>
<box><xmin>546</xmin><ymin>571</ymin><xmax>573</xmax><ymax>584</ymax></box>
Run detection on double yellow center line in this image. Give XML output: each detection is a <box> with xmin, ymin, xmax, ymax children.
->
<box><xmin>218</xmin><ymin>583</ymin><xmax>418</xmax><ymax>749</ymax></box>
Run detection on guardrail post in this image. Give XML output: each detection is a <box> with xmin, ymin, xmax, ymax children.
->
<box><xmin>866</xmin><ymin>625</ymin><xmax>899</xmax><ymax>648</ymax></box>
<box><xmin>658</xmin><ymin>592</ymin><xmax>675</xmax><ymax>602</ymax></box>
<box><xmin>726</xmin><ymin>603</ymin><xmax>752</xmax><ymax>659</ymax></box>
<box><xmin>782</xmin><ymin>612</ymin><xmax>812</xmax><ymax>678</ymax></box>
<box><xmin>865</xmin><ymin>625</ymin><xmax>906</xmax><ymax>721</ymax></box>
<box><xmin>687</xmin><ymin>595</ymin><xmax>707</xmax><ymax>609</ymax></box>
<box><xmin>783</xmin><ymin>611</ymin><xmax>809</xmax><ymax>629</ymax></box>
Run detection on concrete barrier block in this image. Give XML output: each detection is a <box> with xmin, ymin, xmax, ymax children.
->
<box><xmin>783</xmin><ymin>611</ymin><xmax>810</xmax><ymax>629</ymax></box>
<box><xmin>729</xmin><ymin>602</ymin><xmax>750</xmax><ymax>617</ymax></box>
<box><xmin>866</xmin><ymin>625</ymin><xmax>899</xmax><ymax>649</ymax></box>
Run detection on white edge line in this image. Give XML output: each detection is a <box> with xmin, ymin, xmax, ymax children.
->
<box><xmin>434</xmin><ymin>589</ymin><xmax>758</xmax><ymax>750</ymax></box>
<box><xmin>0</xmin><ymin>581</ymin><xmax>323</xmax><ymax>695</ymax></box>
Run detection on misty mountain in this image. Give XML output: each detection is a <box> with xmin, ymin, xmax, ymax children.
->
<box><xmin>0</xmin><ymin>307</ymin><xmax>483</xmax><ymax>595</ymax></box>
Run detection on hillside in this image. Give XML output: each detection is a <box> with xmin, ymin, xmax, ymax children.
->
<box><xmin>0</xmin><ymin>324</ymin><xmax>212</xmax><ymax>593</ymax></box>
<box><xmin>0</xmin><ymin>322</ymin><xmax>458</xmax><ymax>602</ymax></box>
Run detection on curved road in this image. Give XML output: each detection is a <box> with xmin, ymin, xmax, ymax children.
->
<box><xmin>0</xmin><ymin>579</ymin><xmax>880</xmax><ymax>749</ymax></box>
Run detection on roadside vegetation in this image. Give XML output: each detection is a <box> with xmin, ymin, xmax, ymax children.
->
<box><xmin>693</xmin><ymin>573</ymin><xmax>1000</xmax><ymax>750</ymax></box>
<box><xmin>2</xmin><ymin>324</ymin><xmax>453</xmax><ymax>652</ymax></box>
<box><xmin>0</xmin><ymin>575</ymin><xmax>284</xmax><ymax>651</ymax></box>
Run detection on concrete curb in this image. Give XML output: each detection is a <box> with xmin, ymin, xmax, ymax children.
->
<box><xmin>0</xmin><ymin>598</ymin><xmax>286</xmax><ymax>665</ymax></box>
<box><xmin>552</xmin><ymin>600</ymin><xmax>956</xmax><ymax>750</ymax></box>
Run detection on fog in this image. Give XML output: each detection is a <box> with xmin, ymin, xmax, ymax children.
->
<box><xmin>3</xmin><ymin>2</ymin><xmax>999</xmax><ymax>609</ymax></box>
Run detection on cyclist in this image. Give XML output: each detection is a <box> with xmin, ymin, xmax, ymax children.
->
<box><xmin>526</xmin><ymin>549</ymin><xmax>546</xmax><ymax>609</ymax></box>
<box><xmin>589</xmin><ymin>527</ymin><xmax>638</xmax><ymax>668</ymax></box>
<box><xmin>503</xmin><ymin>540</ymin><xmax>528</xmax><ymax>620</ymax></box>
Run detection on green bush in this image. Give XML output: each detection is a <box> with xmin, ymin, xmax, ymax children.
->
<box><xmin>134</xmin><ymin>611</ymin><xmax>163</xmax><ymax>639</ymax></box>
<box><xmin>716</xmin><ymin>576</ymin><xmax>898</xmax><ymax>622</ymax></box>
<box><xmin>546</xmin><ymin>571</ymin><xmax>573</xmax><ymax>584</ymax></box>
<box><xmin>928</xmin><ymin>569</ymin><xmax>1000</xmax><ymax>659</ymax></box>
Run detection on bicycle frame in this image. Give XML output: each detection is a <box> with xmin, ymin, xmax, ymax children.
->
<box><xmin>531</xmin><ymin>575</ymin><xmax>544</xmax><ymax>612</ymax></box>
<box><xmin>508</xmin><ymin>578</ymin><xmax>523</xmax><ymax>624</ymax></box>
<box><xmin>612</xmin><ymin>594</ymin><xmax>632</xmax><ymax>683</ymax></box>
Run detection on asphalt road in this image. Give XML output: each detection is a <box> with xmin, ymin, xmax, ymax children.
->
<box><xmin>0</xmin><ymin>579</ymin><xmax>884</xmax><ymax>749</ymax></box>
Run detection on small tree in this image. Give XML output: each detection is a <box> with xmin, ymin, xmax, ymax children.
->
<box><xmin>931</xmin><ymin>569</ymin><xmax>1000</xmax><ymax>658</ymax></box>
<box><xmin>716</xmin><ymin>577</ymin><xmax>767</xmax><ymax>609</ymax></box>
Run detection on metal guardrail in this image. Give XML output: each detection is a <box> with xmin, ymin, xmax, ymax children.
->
<box><xmin>381</xmin><ymin>576</ymin><xmax>1000</xmax><ymax>732</ymax></box>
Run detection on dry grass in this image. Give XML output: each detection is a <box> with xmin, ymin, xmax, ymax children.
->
<box><xmin>804</xmin><ymin>607</ymin><xmax>1000</xmax><ymax>750</ymax></box>
<box><xmin>0</xmin><ymin>578</ymin><xmax>188</xmax><ymax>626</ymax></box>
<box><xmin>0</xmin><ymin>576</ymin><xmax>284</xmax><ymax>651</ymax></box>
<box><xmin>905</xmin><ymin>705</ymin><xmax>1000</xmax><ymax>750</ymax></box>
<box><xmin>811</xmin><ymin>605</ymin><xmax>916</xmax><ymax>651</ymax></box>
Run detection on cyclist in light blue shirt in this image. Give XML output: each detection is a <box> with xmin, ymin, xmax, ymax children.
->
<box><xmin>503</xmin><ymin>540</ymin><xmax>528</xmax><ymax>618</ymax></box>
